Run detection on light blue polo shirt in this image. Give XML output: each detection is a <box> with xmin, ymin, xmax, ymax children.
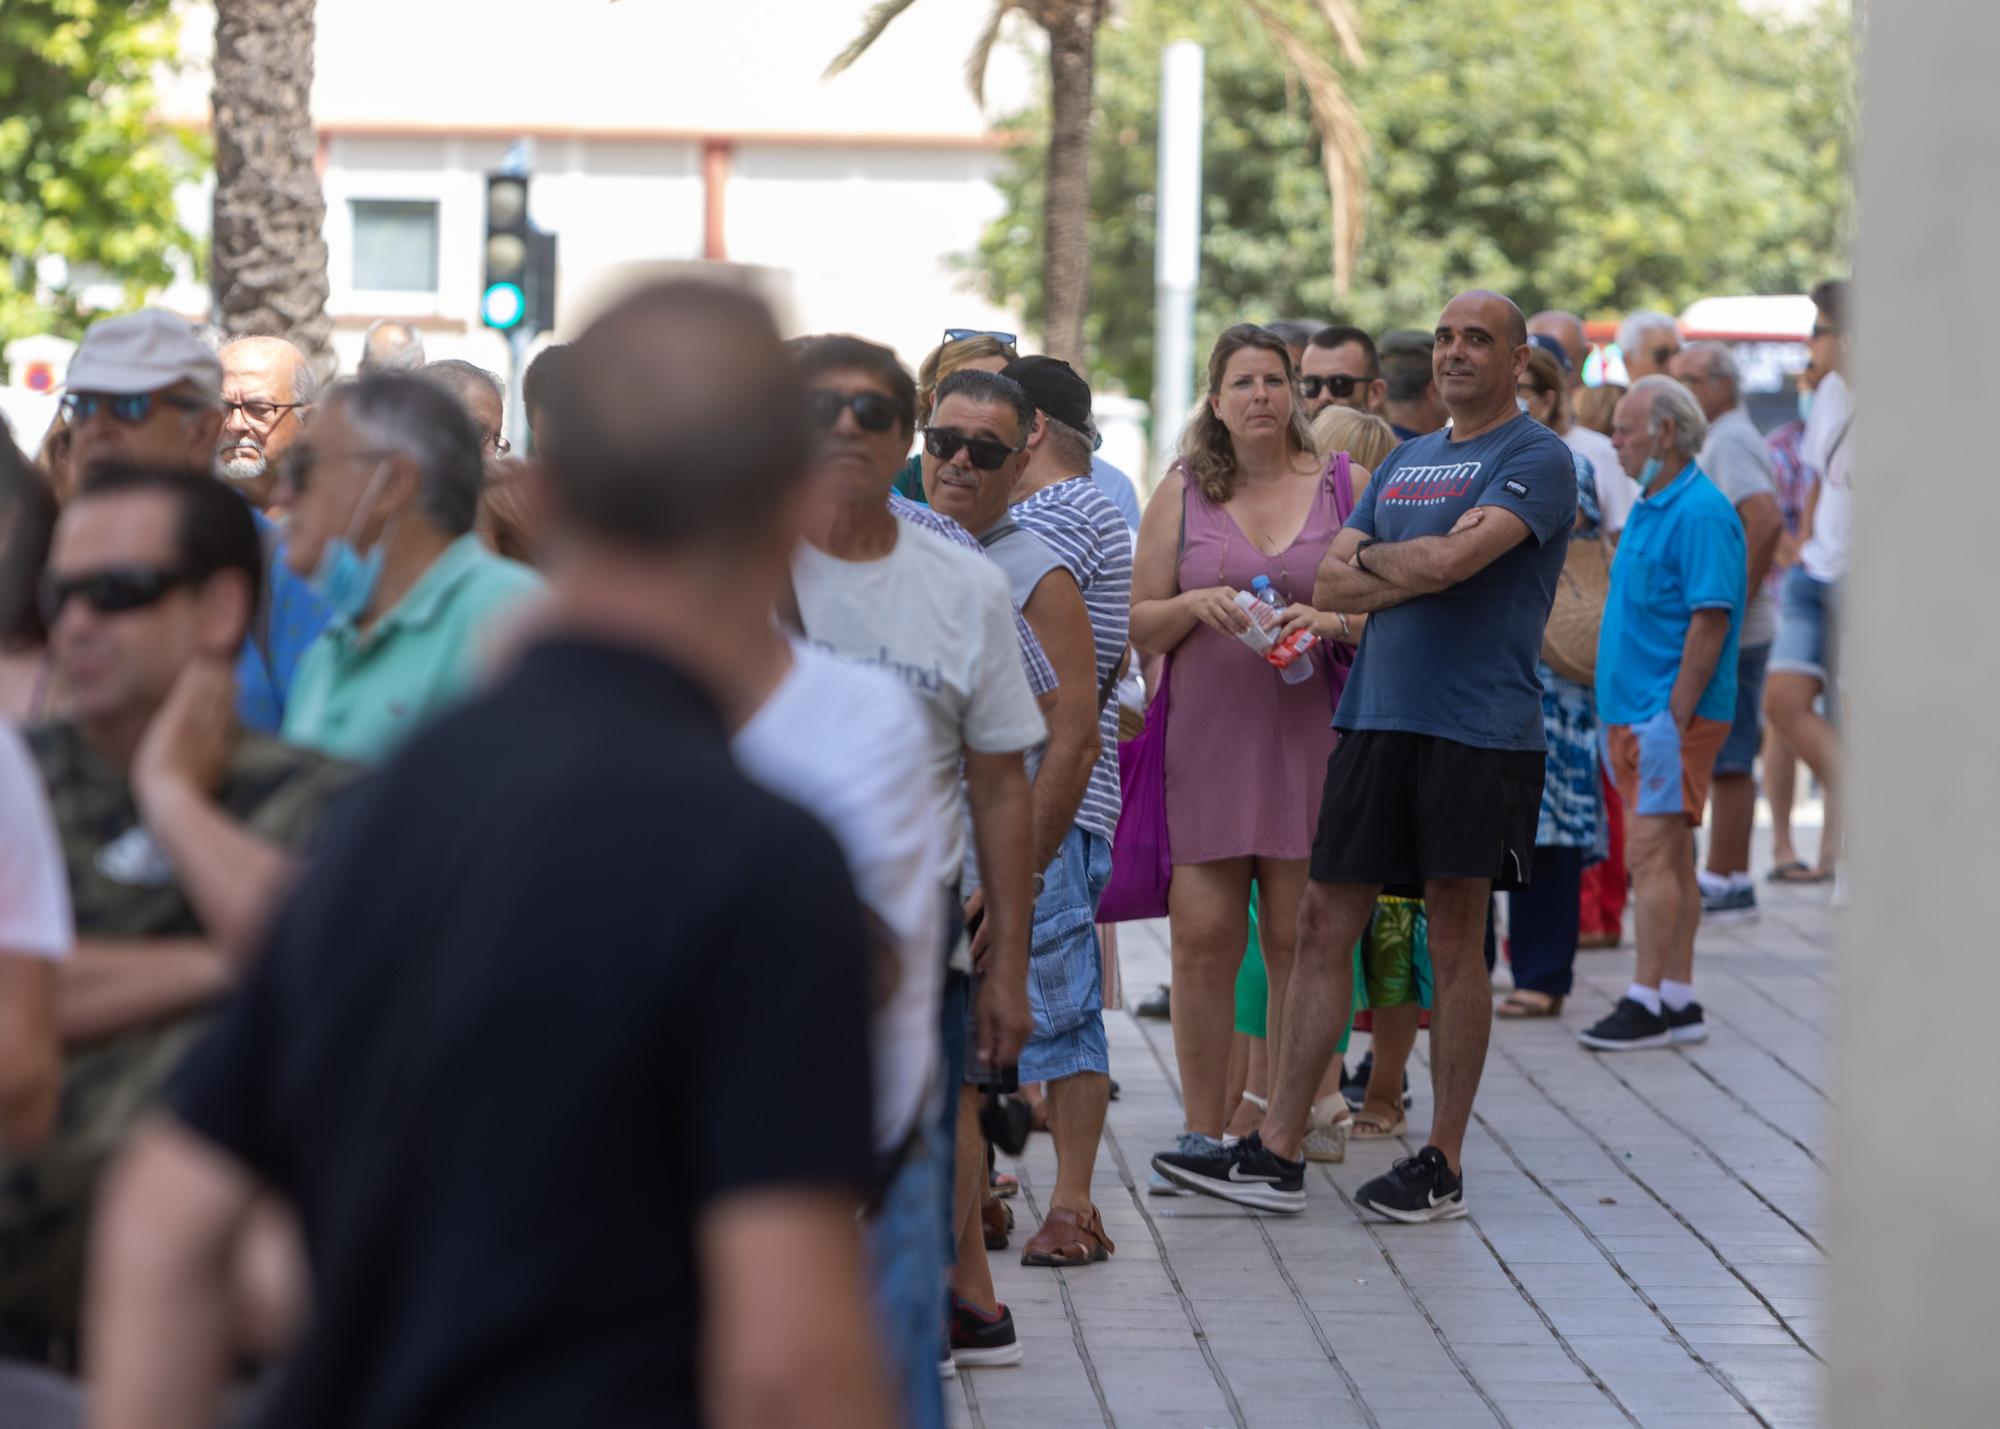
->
<box><xmin>1595</xmin><ymin>461</ymin><xmax>1747</xmax><ymax>727</ymax></box>
<box><xmin>282</xmin><ymin>535</ymin><xmax>542</xmax><ymax>764</ymax></box>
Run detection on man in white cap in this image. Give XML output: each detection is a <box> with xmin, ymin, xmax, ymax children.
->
<box><xmin>63</xmin><ymin>309</ymin><xmax>329</xmax><ymax>734</ymax></box>
<box><xmin>62</xmin><ymin>309</ymin><xmax>227</xmax><ymax>480</ymax></box>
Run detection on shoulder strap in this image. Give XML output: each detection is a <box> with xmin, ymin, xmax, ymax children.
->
<box><xmin>1330</xmin><ymin>450</ymin><xmax>1356</xmax><ymax>524</ymax></box>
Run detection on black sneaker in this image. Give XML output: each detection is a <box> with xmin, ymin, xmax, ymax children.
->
<box><xmin>949</xmin><ymin>1296</ymin><xmax>1023</xmax><ymax>1367</ymax></box>
<box><xmin>1135</xmin><ymin>984</ymin><xmax>1171</xmax><ymax>1020</ymax></box>
<box><xmin>1357</xmin><ymin>1146</ymin><xmax>1466</xmax><ymax>1223</ymax></box>
<box><xmin>1150</xmin><ymin>1131</ymin><xmax>1306</xmax><ymax>1213</ymax></box>
<box><xmin>1664</xmin><ymin>1001</ymin><xmax>1708</xmax><ymax>1045</ymax></box>
<box><xmin>1578</xmin><ymin>997</ymin><xmax>1672</xmax><ymax>1051</ymax></box>
<box><xmin>1701</xmin><ymin>884</ymin><xmax>1760</xmax><ymax>925</ymax></box>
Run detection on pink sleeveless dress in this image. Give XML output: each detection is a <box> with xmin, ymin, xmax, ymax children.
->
<box><xmin>1165</xmin><ymin>454</ymin><xmax>1353</xmax><ymax>865</ymax></box>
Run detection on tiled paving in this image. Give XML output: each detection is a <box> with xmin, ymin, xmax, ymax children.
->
<box><xmin>952</xmin><ymin>864</ymin><xmax>1834</xmax><ymax>1428</ymax></box>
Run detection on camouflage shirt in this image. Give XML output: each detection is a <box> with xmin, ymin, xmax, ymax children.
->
<box><xmin>0</xmin><ymin>723</ymin><xmax>353</xmax><ymax>1342</ymax></box>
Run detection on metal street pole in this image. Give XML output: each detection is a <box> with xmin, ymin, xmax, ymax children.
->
<box><xmin>501</xmin><ymin>138</ymin><xmax>536</xmax><ymax>454</ymax></box>
<box><xmin>1150</xmin><ymin>41</ymin><xmax>1204</xmax><ymax>482</ymax></box>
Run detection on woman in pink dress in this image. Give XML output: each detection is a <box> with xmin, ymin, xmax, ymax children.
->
<box><xmin>1130</xmin><ymin>324</ymin><xmax>1369</xmax><ymax>1169</ymax></box>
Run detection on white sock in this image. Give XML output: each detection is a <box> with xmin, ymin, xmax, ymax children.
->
<box><xmin>1626</xmin><ymin>983</ymin><xmax>1663</xmax><ymax>1016</ymax></box>
<box><xmin>1696</xmin><ymin>869</ymin><xmax>1729</xmax><ymax>898</ymax></box>
<box><xmin>1660</xmin><ymin>980</ymin><xmax>1696</xmax><ymax>1012</ymax></box>
<box><xmin>1728</xmin><ymin>872</ymin><xmax>1754</xmax><ymax>893</ymax></box>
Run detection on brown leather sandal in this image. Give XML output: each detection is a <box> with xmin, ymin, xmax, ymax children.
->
<box><xmin>1020</xmin><ymin>1205</ymin><xmax>1116</xmax><ymax>1267</ymax></box>
<box><xmin>1496</xmin><ymin>991</ymin><xmax>1564</xmax><ymax>1019</ymax></box>
<box><xmin>982</xmin><ymin>1194</ymin><xmax>1014</xmax><ymax>1251</ymax></box>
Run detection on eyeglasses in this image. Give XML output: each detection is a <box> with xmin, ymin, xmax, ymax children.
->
<box><xmin>1516</xmin><ymin>381</ymin><xmax>1549</xmax><ymax>400</ymax></box>
<box><xmin>222</xmin><ymin>399</ymin><xmax>307</xmax><ymax>427</ymax></box>
<box><xmin>1651</xmin><ymin>346</ymin><xmax>1679</xmax><ymax>367</ymax></box>
<box><xmin>922</xmin><ymin>425</ymin><xmax>1021</xmax><ymax>471</ymax></box>
<box><xmin>808</xmin><ymin>389</ymin><xmax>901</xmax><ymax>433</ymax></box>
<box><xmin>59</xmin><ymin>392</ymin><xmax>211</xmax><ymax>425</ymax></box>
<box><xmin>38</xmin><ymin>565</ymin><xmax>196</xmax><ymax>625</ymax></box>
<box><xmin>1298</xmin><ymin>375</ymin><xmax>1364</xmax><ymax>400</ymax></box>
<box><xmin>1810</xmin><ymin>325</ymin><xmax>1840</xmax><ymax>339</ymax></box>
<box><xmin>942</xmin><ymin>327</ymin><xmax>1017</xmax><ymax>348</ymax></box>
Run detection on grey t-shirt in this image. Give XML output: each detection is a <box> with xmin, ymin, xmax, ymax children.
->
<box><xmin>1337</xmin><ymin>413</ymin><xmax>1577</xmax><ymax>751</ymax></box>
<box><xmin>1698</xmin><ymin>406</ymin><xmax>1778</xmax><ymax>648</ymax></box>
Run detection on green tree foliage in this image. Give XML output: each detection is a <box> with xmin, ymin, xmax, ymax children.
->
<box><xmin>975</xmin><ymin>0</ymin><xmax>1857</xmax><ymax>401</ymax></box>
<box><xmin>0</xmin><ymin>1</ymin><xmax>202</xmax><ymax>345</ymax></box>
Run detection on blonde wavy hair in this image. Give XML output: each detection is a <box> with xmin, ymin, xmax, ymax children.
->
<box><xmin>916</xmin><ymin>333</ymin><xmax>1019</xmax><ymax>420</ymax></box>
<box><xmin>1310</xmin><ymin>406</ymin><xmax>1396</xmax><ymax>471</ymax></box>
<box><xmin>1176</xmin><ymin>324</ymin><xmax>1316</xmax><ymax>504</ymax></box>
<box><xmin>1573</xmin><ymin>382</ymin><xmax>1625</xmax><ymax>437</ymax></box>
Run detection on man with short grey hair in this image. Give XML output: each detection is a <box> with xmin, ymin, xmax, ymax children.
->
<box><xmin>1670</xmin><ymin>342</ymin><xmax>1783</xmax><ymax>924</ymax></box>
<box><xmin>278</xmin><ymin>373</ymin><xmax>540</xmax><ymax>763</ymax></box>
<box><xmin>1619</xmin><ymin>310</ymin><xmax>1682</xmax><ymax>381</ymax></box>
<box><xmin>422</xmin><ymin>359</ymin><xmax>509</xmax><ymax>458</ymax></box>
<box><xmin>1584</xmin><ymin>374</ymin><xmax>1746</xmax><ymax>1051</ymax></box>
<box><xmin>356</xmin><ymin>319</ymin><xmax>425</xmax><ymax>376</ymax></box>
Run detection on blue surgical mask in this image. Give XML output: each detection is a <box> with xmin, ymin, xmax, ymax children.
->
<box><xmin>1637</xmin><ymin>456</ymin><xmax>1663</xmax><ymax>492</ymax></box>
<box><xmin>310</xmin><ymin>463</ymin><xmax>396</xmax><ymax>623</ymax></box>
<box><xmin>1797</xmin><ymin>389</ymin><xmax>1814</xmax><ymax>423</ymax></box>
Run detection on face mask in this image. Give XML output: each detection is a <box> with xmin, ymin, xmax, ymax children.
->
<box><xmin>1516</xmin><ymin>395</ymin><xmax>1531</xmax><ymax>415</ymax></box>
<box><xmin>310</xmin><ymin>462</ymin><xmax>396</xmax><ymax>623</ymax></box>
<box><xmin>1797</xmin><ymin>389</ymin><xmax>1814</xmax><ymax>423</ymax></box>
<box><xmin>1637</xmin><ymin>457</ymin><xmax>1663</xmax><ymax>492</ymax></box>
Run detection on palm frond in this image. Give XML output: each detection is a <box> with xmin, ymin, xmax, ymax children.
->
<box><xmin>965</xmin><ymin>1</ymin><xmax>1021</xmax><ymax>108</ymax></box>
<box><xmin>1247</xmin><ymin>0</ymin><xmax>1370</xmax><ymax>296</ymax></box>
<box><xmin>824</xmin><ymin>0</ymin><xmax>925</xmax><ymax>80</ymax></box>
<box><xmin>1309</xmin><ymin>0</ymin><xmax>1367</xmax><ymax>68</ymax></box>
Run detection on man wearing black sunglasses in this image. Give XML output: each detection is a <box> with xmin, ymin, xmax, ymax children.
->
<box><xmin>923</xmin><ymin>368</ymin><xmax>1117</xmax><ymax>1273</ymax></box>
<box><xmin>1299</xmin><ymin>326</ymin><xmax>1386</xmax><ymax>421</ymax></box>
<box><xmin>4</xmin><ymin>463</ymin><xmax>350</xmax><ymax>1382</ymax></box>
<box><xmin>1618</xmin><ymin>309</ymin><xmax>1682</xmax><ymax>382</ymax></box>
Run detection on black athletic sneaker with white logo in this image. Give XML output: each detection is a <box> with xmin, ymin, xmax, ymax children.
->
<box><xmin>1356</xmin><ymin>1146</ymin><xmax>1466</xmax><ymax>1223</ymax></box>
<box><xmin>949</xmin><ymin>1295</ymin><xmax>1024</xmax><ymax>1367</ymax></box>
<box><xmin>1578</xmin><ymin>997</ymin><xmax>1673</xmax><ymax>1051</ymax></box>
<box><xmin>1664</xmin><ymin>1000</ymin><xmax>1708</xmax><ymax>1044</ymax></box>
<box><xmin>1151</xmin><ymin>1131</ymin><xmax>1306</xmax><ymax>1213</ymax></box>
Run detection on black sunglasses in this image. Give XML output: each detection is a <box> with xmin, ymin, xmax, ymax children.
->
<box><xmin>39</xmin><ymin>565</ymin><xmax>196</xmax><ymax>625</ymax></box>
<box><xmin>808</xmin><ymin>389</ymin><xmax>901</xmax><ymax>433</ymax></box>
<box><xmin>1811</xmin><ymin>325</ymin><xmax>1840</xmax><ymax>339</ymax></box>
<box><xmin>60</xmin><ymin>391</ymin><xmax>211</xmax><ymax>425</ymax></box>
<box><xmin>942</xmin><ymin>327</ymin><xmax>1017</xmax><ymax>348</ymax></box>
<box><xmin>923</xmin><ymin>426</ymin><xmax>1021</xmax><ymax>472</ymax></box>
<box><xmin>1298</xmin><ymin>374</ymin><xmax>1364</xmax><ymax>400</ymax></box>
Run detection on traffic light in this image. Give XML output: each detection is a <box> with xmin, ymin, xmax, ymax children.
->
<box><xmin>481</xmin><ymin>174</ymin><xmax>529</xmax><ymax>330</ymax></box>
<box><xmin>481</xmin><ymin>173</ymin><xmax>555</xmax><ymax>334</ymax></box>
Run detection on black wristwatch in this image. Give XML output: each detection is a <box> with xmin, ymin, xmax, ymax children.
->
<box><xmin>1353</xmin><ymin>538</ymin><xmax>1382</xmax><ymax>573</ymax></box>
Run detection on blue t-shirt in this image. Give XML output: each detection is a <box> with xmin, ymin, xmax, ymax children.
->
<box><xmin>1335</xmin><ymin>413</ymin><xmax>1576</xmax><ymax>751</ymax></box>
<box><xmin>235</xmin><ymin>510</ymin><xmax>331</xmax><ymax>734</ymax></box>
<box><xmin>1595</xmin><ymin>461</ymin><xmax>1746</xmax><ymax>727</ymax></box>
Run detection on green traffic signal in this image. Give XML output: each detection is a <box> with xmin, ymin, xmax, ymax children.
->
<box><xmin>481</xmin><ymin>281</ymin><xmax>526</xmax><ymax>330</ymax></box>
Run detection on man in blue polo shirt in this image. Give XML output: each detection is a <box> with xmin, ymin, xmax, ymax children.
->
<box><xmin>1584</xmin><ymin>375</ymin><xmax>1746</xmax><ymax>1052</ymax></box>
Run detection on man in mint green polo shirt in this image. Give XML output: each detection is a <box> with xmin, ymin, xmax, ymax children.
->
<box><xmin>280</xmin><ymin>374</ymin><xmax>542</xmax><ymax>763</ymax></box>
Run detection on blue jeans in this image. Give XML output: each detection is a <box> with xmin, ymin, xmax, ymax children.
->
<box><xmin>1770</xmin><ymin>566</ymin><xmax>1838</xmax><ymax>687</ymax></box>
<box><xmin>1018</xmin><ymin>828</ymin><xmax>1112</xmax><ymax>1085</ymax></box>
<box><xmin>1508</xmin><ymin>845</ymin><xmax>1585</xmax><ymax>997</ymax></box>
<box><xmin>868</xmin><ymin>1116</ymin><xmax>947</xmax><ymax>1429</ymax></box>
<box><xmin>1715</xmin><ymin>641</ymin><xmax>1771</xmax><ymax>777</ymax></box>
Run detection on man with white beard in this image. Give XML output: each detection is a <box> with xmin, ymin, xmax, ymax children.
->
<box><xmin>217</xmin><ymin>337</ymin><xmax>317</xmax><ymax>513</ymax></box>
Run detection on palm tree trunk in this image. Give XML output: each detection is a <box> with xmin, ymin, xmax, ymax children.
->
<box><xmin>210</xmin><ymin>0</ymin><xmax>331</xmax><ymax>365</ymax></box>
<box><xmin>1040</xmin><ymin>1</ymin><xmax>1102</xmax><ymax>368</ymax></box>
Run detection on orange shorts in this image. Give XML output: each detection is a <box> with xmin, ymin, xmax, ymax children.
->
<box><xmin>1604</xmin><ymin>714</ymin><xmax>1731</xmax><ymax>826</ymax></box>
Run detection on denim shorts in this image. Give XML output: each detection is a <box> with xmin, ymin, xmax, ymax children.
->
<box><xmin>1715</xmin><ymin>641</ymin><xmax>1772</xmax><ymax>777</ymax></box>
<box><xmin>1770</xmin><ymin>566</ymin><xmax>1838</xmax><ymax>686</ymax></box>
<box><xmin>1017</xmin><ymin>827</ymin><xmax>1112</xmax><ymax>1084</ymax></box>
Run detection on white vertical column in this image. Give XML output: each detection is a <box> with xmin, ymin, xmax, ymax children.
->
<box><xmin>1149</xmin><ymin>40</ymin><xmax>1203</xmax><ymax>486</ymax></box>
<box><xmin>1834</xmin><ymin>2</ymin><xmax>2000</xmax><ymax>1422</ymax></box>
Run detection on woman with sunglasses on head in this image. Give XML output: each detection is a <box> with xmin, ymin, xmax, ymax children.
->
<box><xmin>892</xmin><ymin>330</ymin><xmax>1019</xmax><ymax>503</ymax></box>
<box><xmin>1131</xmin><ymin>324</ymin><xmax>1372</xmax><ymax>1179</ymax></box>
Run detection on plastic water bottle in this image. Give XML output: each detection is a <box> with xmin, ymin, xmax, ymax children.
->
<box><xmin>1251</xmin><ymin>577</ymin><xmax>1317</xmax><ymax>685</ymax></box>
<box><xmin>1231</xmin><ymin>589</ymin><xmax>1276</xmax><ymax>656</ymax></box>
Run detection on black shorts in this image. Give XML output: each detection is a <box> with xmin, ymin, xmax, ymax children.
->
<box><xmin>1309</xmin><ymin>730</ymin><xmax>1545</xmax><ymax>896</ymax></box>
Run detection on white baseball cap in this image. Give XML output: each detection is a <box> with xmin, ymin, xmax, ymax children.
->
<box><xmin>65</xmin><ymin>309</ymin><xmax>223</xmax><ymax>400</ymax></box>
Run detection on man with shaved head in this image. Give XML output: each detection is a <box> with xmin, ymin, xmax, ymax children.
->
<box><xmin>90</xmin><ymin>280</ymin><xmax>895</xmax><ymax>1429</ymax></box>
<box><xmin>1156</xmin><ymin>290</ymin><xmax>1576</xmax><ymax>1224</ymax></box>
